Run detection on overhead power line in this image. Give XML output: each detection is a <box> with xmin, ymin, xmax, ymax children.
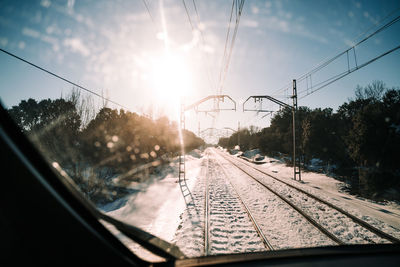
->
<box><xmin>296</xmin><ymin>12</ymin><xmax>400</xmax><ymax>84</ymax></box>
<box><xmin>298</xmin><ymin>14</ymin><xmax>400</xmax><ymax>84</ymax></box>
<box><xmin>182</xmin><ymin>0</ymin><xmax>195</xmax><ymax>31</ymax></box>
<box><xmin>218</xmin><ymin>0</ymin><xmax>235</xmax><ymax>95</ymax></box>
<box><xmin>273</xmin><ymin>9</ymin><xmax>400</xmax><ymax>99</ymax></box>
<box><xmin>192</xmin><ymin>0</ymin><xmax>219</xmax><ymax>91</ymax></box>
<box><xmin>298</xmin><ymin>44</ymin><xmax>400</xmax><ymax>99</ymax></box>
<box><xmin>142</xmin><ymin>0</ymin><xmax>155</xmax><ymax>25</ymax></box>
<box><xmin>180</xmin><ymin>0</ymin><xmax>217</xmax><ymax>93</ymax></box>
<box><xmin>0</xmin><ymin>48</ymin><xmax>130</xmax><ymax>110</ymax></box>
<box><xmin>218</xmin><ymin>0</ymin><xmax>245</xmax><ymax>95</ymax></box>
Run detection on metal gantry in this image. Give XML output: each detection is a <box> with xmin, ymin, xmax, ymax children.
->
<box><xmin>179</xmin><ymin>95</ymin><xmax>236</xmax><ymax>182</ymax></box>
<box><xmin>181</xmin><ymin>85</ymin><xmax>302</xmax><ymax>182</ymax></box>
<box><xmin>242</xmin><ymin>80</ymin><xmax>301</xmax><ymax>181</ymax></box>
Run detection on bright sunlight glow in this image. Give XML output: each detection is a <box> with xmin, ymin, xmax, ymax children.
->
<box><xmin>151</xmin><ymin>53</ymin><xmax>193</xmax><ymax>118</ymax></box>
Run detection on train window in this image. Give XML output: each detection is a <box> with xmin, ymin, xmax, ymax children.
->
<box><xmin>1</xmin><ymin>0</ymin><xmax>400</xmax><ymax>263</ymax></box>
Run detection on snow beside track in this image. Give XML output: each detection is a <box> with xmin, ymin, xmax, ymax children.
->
<box><xmin>103</xmin><ymin>153</ymin><xmax>204</xmax><ymax>260</ymax></box>
<box><xmin>102</xmin><ymin>147</ymin><xmax>400</xmax><ymax>260</ymax></box>
<box><xmin>228</xmin><ymin>149</ymin><xmax>400</xmax><ymax>237</ymax></box>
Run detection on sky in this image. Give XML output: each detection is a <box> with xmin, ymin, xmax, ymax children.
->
<box><xmin>0</xmin><ymin>0</ymin><xmax>400</xmax><ymax>143</ymax></box>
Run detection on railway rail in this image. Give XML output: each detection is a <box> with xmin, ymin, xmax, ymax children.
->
<box><xmin>203</xmin><ymin>152</ymin><xmax>273</xmax><ymax>255</ymax></box>
<box><xmin>204</xmin><ymin>156</ymin><xmax>210</xmax><ymax>256</ymax></box>
<box><xmin>216</xmin><ymin>149</ymin><xmax>400</xmax><ymax>245</ymax></box>
<box><xmin>216</xmin><ymin>160</ymin><xmax>274</xmax><ymax>251</ymax></box>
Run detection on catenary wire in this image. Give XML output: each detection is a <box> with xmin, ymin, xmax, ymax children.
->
<box><xmin>219</xmin><ymin>0</ymin><xmax>245</xmax><ymax>94</ymax></box>
<box><xmin>218</xmin><ymin>0</ymin><xmax>236</xmax><ymax>95</ymax></box>
<box><xmin>0</xmin><ymin>48</ymin><xmax>130</xmax><ymax>110</ymax></box>
<box><xmin>142</xmin><ymin>0</ymin><xmax>155</xmax><ymax>24</ymax></box>
<box><xmin>182</xmin><ymin>0</ymin><xmax>195</xmax><ymax>31</ymax></box>
<box><xmin>192</xmin><ymin>0</ymin><xmax>219</xmax><ymax>91</ymax></box>
<box><xmin>297</xmin><ymin>14</ymin><xmax>400</xmax><ymax>84</ymax></box>
<box><xmin>271</xmin><ymin>11</ymin><xmax>400</xmax><ymax>97</ymax></box>
<box><xmin>298</xmin><ymin>44</ymin><xmax>400</xmax><ymax>99</ymax></box>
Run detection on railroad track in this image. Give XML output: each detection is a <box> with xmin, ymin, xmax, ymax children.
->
<box><xmin>215</xmin><ymin>149</ymin><xmax>400</xmax><ymax>245</ymax></box>
<box><xmin>204</xmin><ymin>156</ymin><xmax>210</xmax><ymax>256</ymax></box>
<box><xmin>203</xmin><ymin>152</ymin><xmax>272</xmax><ymax>255</ymax></box>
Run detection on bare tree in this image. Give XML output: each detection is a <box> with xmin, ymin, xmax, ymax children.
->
<box><xmin>355</xmin><ymin>80</ymin><xmax>386</xmax><ymax>101</ymax></box>
<box><xmin>66</xmin><ymin>88</ymin><xmax>96</xmax><ymax>128</ymax></box>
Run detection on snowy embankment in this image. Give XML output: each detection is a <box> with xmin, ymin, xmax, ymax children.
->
<box><xmin>99</xmin><ymin>147</ymin><xmax>400</xmax><ymax>260</ymax></box>
<box><xmin>100</xmin><ymin>149</ymin><xmax>205</xmax><ymax>261</ymax></box>
<box><xmin>232</xmin><ymin>148</ymin><xmax>400</xmax><ymax>237</ymax></box>
<box><xmin>214</xmin><ymin>152</ymin><xmax>335</xmax><ymax>249</ymax></box>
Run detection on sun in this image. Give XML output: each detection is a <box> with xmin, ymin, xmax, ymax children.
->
<box><xmin>150</xmin><ymin>53</ymin><xmax>193</xmax><ymax>119</ymax></box>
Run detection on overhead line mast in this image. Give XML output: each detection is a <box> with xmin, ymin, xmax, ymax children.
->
<box><xmin>271</xmin><ymin>12</ymin><xmax>400</xmax><ymax>98</ymax></box>
<box><xmin>246</xmin><ymin>9</ymin><xmax>400</xmax><ymax>181</ymax></box>
<box><xmin>243</xmin><ymin>80</ymin><xmax>301</xmax><ymax>181</ymax></box>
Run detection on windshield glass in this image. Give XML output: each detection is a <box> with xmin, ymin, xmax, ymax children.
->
<box><xmin>1</xmin><ymin>0</ymin><xmax>400</xmax><ymax>261</ymax></box>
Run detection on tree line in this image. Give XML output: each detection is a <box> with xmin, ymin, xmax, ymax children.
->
<box><xmin>8</xmin><ymin>91</ymin><xmax>204</xmax><ymax>205</ymax></box>
<box><xmin>219</xmin><ymin>81</ymin><xmax>400</xmax><ymax>200</ymax></box>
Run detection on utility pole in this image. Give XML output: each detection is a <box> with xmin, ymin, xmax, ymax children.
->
<box><xmin>292</xmin><ymin>79</ymin><xmax>301</xmax><ymax>181</ymax></box>
<box><xmin>238</xmin><ymin>121</ymin><xmax>240</xmax><ymax>148</ymax></box>
<box><xmin>243</xmin><ymin>89</ymin><xmax>302</xmax><ymax>181</ymax></box>
<box><xmin>179</xmin><ymin>102</ymin><xmax>186</xmax><ymax>183</ymax></box>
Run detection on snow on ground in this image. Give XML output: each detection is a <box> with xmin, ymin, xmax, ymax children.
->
<box><xmin>174</xmin><ymin>151</ymin><xmax>266</xmax><ymax>256</ymax></box>
<box><xmin>100</xmin><ymin>147</ymin><xmax>400</xmax><ymax>261</ymax></box>
<box><xmin>102</xmin><ymin>150</ymin><xmax>204</xmax><ymax>260</ymax></box>
<box><xmin>219</xmin><ymin>152</ymin><xmax>390</xmax><ymax>244</ymax></box>
<box><xmin>205</xmin><ymin>158</ymin><xmax>265</xmax><ymax>254</ymax></box>
<box><xmin>214</xmin><ymin>152</ymin><xmax>335</xmax><ymax>249</ymax></box>
<box><xmin>230</xmin><ymin>148</ymin><xmax>400</xmax><ymax>236</ymax></box>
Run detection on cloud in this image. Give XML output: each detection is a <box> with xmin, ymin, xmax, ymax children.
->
<box><xmin>257</xmin><ymin>16</ymin><xmax>328</xmax><ymax>44</ymax></box>
<box><xmin>22</xmin><ymin>27</ymin><xmax>40</xmax><ymax>38</ymax></box>
<box><xmin>41</xmin><ymin>35</ymin><xmax>58</xmax><ymax>46</ymax></box>
<box><xmin>22</xmin><ymin>27</ymin><xmax>60</xmax><ymax>51</ymax></box>
<box><xmin>18</xmin><ymin>41</ymin><xmax>25</xmax><ymax>49</ymax></box>
<box><xmin>251</xmin><ymin>6</ymin><xmax>259</xmax><ymax>14</ymax></box>
<box><xmin>242</xmin><ymin>19</ymin><xmax>258</xmax><ymax>28</ymax></box>
<box><xmin>0</xmin><ymin>37</ymin><xmax>8</xmax><ymax>47</ymax></box>
<box><xmin>67</xmin><ymin>0</ymin><xmax>75</xmax><ymax>10</ymax></box>
<box><xmin>40</xmin><ymin>0</ymin><xmax>51</xmax><ymax>8</ymax></box>
<box><xmin>202</xmin><ymin>45</ymin><xmax>214</xmax><ymax>54</ymax></box>
<box><xmin>48</xmin><ymin>1</ymin><xmax>94</xmax><ymax>30</ymax></box>
<box><xmin>180</xmin><ymin>30</ymin><xmax>200</xmax><ymax>51</ymax></box>
<box><xmin>344</xmin><ymin>38</ymin><xmax>355</xmax><ymax>47</ymax></box>
<box><xmin>63</xmin><ymin>37</ymin><xmax>90</xmax><ymax>56</ymax></box>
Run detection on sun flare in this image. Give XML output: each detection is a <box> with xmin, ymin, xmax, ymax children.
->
<box><xmin>150</xmin><ymin>53</ymin><xmax>193</xmax><ymax>118</ymax></box>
